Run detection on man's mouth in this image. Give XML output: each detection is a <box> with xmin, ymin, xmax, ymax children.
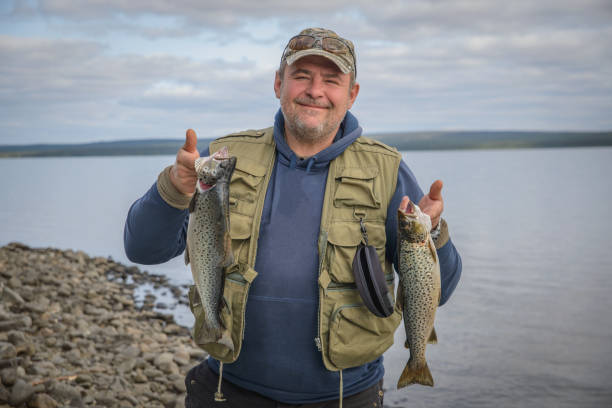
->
<box><xmin>295</xmin><ymin>99</ymin><xmax>330</xmax><ymax>110</ymax></box>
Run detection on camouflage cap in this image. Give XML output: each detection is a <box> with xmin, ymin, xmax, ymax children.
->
<box><xmin>281</xmin><ymin>28</ymin><xmax>356</xmax><ymax>76</ymax></box>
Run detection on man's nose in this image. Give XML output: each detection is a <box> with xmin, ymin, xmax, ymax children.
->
<box><xmin>305</xmin><ymin>76</ymin><xmax>325</xmax><ymax>99</ymax></box>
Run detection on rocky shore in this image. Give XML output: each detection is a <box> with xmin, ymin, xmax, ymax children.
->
<box><xmin>0</xmin><ymin>242</ymin><xmax>205</xmax><ymax>408</ymax></box>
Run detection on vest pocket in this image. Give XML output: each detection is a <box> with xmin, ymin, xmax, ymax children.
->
<box><xmin>188</xmin><ymin>263</ymin><xmax>258</xmax><ymax>363</ymax></box>
<box><xmin>334</xmin><ymin>167</ymin><xmax>381</xmax><ymax>209</ymax></box>
<box><xmin>229</xmin><ymin>212</ymin><xmax>252</xmax><ymax>265</ymax></box>
<box><xmin>327</xmin><ymin>221</ymin><xmax>387</xmax><ymax>283</ymax></box>
<box><xmin>328</xmin><ymin>303</ymin><xmax>401</xmax><ymax>369</ymax></box>
<box><xmin>230</xmin><ymin>157</ymin><xmax>267</xmax><ymax>211</ymax></box>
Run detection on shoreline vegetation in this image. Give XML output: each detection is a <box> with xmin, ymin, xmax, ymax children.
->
<box><xmin>1</xmin><ymin>131</ymin><xmax>611</xmax><ymax>157</ymax></box>
<box><xmin>0</xmin><ymin>242</ymin><xmax>202</xmax><ymax>408</ymax></box>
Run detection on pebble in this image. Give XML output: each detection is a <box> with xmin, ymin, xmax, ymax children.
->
<box><xmin>0</xmin><ymin>243</ymin><xmax>207</xmax><ymax>407</ymax></box>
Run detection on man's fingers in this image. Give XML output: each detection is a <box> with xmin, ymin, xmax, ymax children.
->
<box><xmin>399</xmin><ymin>196</ymin><xmax>410</xmax><ymax>212</ymax></box>
<box><xmin>183</xmin><ymin>129</ymin><xmax>198</xmax><ymax>153</ymax></box>
<box><xmin>428</xmin><ymin>180</ymin><xmax>443</xmax><ymax>201</ymax></box>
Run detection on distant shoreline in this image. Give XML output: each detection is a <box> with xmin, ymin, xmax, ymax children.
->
<box><xmin>1</xmin><ymin>131</ymin><xmax>611</xmax><ymax>158</ymax></box>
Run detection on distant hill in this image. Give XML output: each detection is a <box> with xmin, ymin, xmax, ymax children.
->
<box><xmin>1</xmin><ymin>131</ymin><xmax>611</xmax><ymax>157</ymax></box>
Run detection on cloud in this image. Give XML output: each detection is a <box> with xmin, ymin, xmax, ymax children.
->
<box><xmin>0</xmin><ymin>1</ymin><xmax>611</xmax><ymax>144</ymax></box>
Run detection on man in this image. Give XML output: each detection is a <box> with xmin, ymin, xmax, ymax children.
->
<box><xmin>124</xmin><ymin>28</ymin><xmax>461</xmax><ymax>408</ymax></box>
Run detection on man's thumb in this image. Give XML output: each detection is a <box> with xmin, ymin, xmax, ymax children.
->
<box><xmin>183</xmin><ymin>129</ymin><xmax>198</xmax><ymax>153</ymax></box>
<box><xmin>429</xmin><ymin>179</ymin><xmax>443</xmax><ymax>200</ymax></box>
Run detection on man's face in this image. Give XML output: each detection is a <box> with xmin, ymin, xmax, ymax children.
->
<box><xmin>274</xmin><ymin>55</ymin><xmax>359</xmax><ymax>145</ymax></box>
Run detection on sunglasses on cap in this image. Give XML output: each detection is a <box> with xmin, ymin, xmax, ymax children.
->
<box><xmin>281</xmin><ymin>34</ymin><xmax>357</xmax><ymax>78</ymax></box>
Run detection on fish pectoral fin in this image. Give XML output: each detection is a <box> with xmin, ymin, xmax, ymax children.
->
<box><xmin>188</xmin><ymin>193</ymin><xmax>198</xmax><ymax>213</ymax></box>
<box><xmin>428</xmin><ymin>327</ymin><xmax>438</xmax><ymax>344</ymax></box>
<box><xmin>221</xmin><ymin>296</ymin><xmax>231</xmax><ymax>315</ymax></box>
<box><xmin>221</xmin><ymin>231</ymin><xmax>234</xmax><ymax>267</ymax></box>
<box><xmin>184</xmin><ymin>243</ymin><xmax>190</xmax><ymax>265</ymax></box>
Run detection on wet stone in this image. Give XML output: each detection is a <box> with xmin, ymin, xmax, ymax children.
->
<box><xmin>0</xmin><ymin>244</ymin><xmax>198</xmax><ymax>408</ymax></box>
<box><xmin>27</xmin><ymin>393</ymin><xmax>59</xmax><ymax>408</ymax></box>
<box><xmin>9</xmin><ymin>378</ymin><xmax>35</xmax><ymax>406</ymax></box>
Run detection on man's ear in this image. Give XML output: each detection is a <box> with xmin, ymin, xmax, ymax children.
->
<box><xmin>274</xmin><ymin>70</ymin><xmax>282</xmax><ymax>99</ymax></box>
<box><xmin>347</xmin><ymin>82</ymin><xmax>360</xmax><ymax>109</ymax></box>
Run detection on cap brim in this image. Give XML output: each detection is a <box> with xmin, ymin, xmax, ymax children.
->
<box><xmin>285</xmin><ymin>49</ymin><xmax>352</xmax><ymax>74</ymax></box>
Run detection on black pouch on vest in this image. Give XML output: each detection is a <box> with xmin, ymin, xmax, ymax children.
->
<box><xmin>351</xmin><ymin>219</ymin><xmax>395</xmax><ymax>318</ymax></box>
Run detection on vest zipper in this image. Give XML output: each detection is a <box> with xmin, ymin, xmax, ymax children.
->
<box><xmin>314</xmin><ymin>337</ymin><xmax>322</xmax><ymax>351</ymax></box>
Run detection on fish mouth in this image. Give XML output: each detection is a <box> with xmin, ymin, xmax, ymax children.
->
<box><xmin>399</xmin><ymin>200</ymin><xmax>418</xmax><ymax>218</ymax></box>
<box><xmin>198</xmin><ymin>180</ymin><xmax>215</xmax><ymax>192</ymax></box>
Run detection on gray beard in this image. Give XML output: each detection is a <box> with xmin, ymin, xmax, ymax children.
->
<box><xmin>281</xmin><ymin>106</ymin><xmax>340</xmax><ymax>145</ymax></box>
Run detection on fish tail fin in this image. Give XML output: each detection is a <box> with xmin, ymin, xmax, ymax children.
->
<box><xmin>218</xmin><ymin>330</ymin><xmax>234</xmax><ymax>351</ymax></box>
<box><xmin>194</xmin><ymin>319</ymin><xmax>234</xmax><ymax>351</ymax></box>
<box><xmin>397</xmin><ymin>361</ymin><xmax>434</xmax><ymax>388</ymax></box>
<box><xmin>428</xmin><ymin>327</ymin><xmax>438</xmax><ymax>344</ymax></box>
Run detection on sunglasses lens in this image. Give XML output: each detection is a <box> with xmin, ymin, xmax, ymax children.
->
<box><xmin>322</xmin><ymin>37</ymin><xmax>347</xmax><ymax>54</ymax></box>
<box><xmin>289</xmin><ymin>35</ymin><xmax>316</xmax><ymax>50</ymax></box>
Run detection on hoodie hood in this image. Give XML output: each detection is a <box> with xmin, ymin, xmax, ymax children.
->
<box><xmin>273</xmin><ymin>109</ymin><xmax>362</xmax><ymax>173</ymax></box>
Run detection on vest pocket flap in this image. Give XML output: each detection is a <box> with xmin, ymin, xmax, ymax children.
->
<box><xmin>328</xmin><ymin>304</ymin><xmax>401</xmax><ymax>369</ymax></box>
<box><xmin>229</xmin><ymin>212</ymin><xmax>252</xmax><ymax>239</ymax></box>
<box><xmin>233</xmin><ymin>157</ymin><xmax>267</xmax><ymax>181</ymax></box>
<box><xmin>327</xmin><ymin>222</ymin><xmax>386</xmax><ymax>248</ymax></box>
<box><xmin>334</xmin><ymin>167</ymin><xmax>381</xmax><ymax>209</ymax></box>
<box><xmin>336</xmin><ymin>166</ymin><xmax>379</xmax><ymax>180</ymax></box>
<box><xmin>327</xmin><ymin>222</ymin><xmax>363</xmax><ymax>247</ymax></box>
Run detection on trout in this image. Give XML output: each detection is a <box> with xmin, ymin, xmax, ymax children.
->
<box><xmin>185</xmin><ymin>146</ymin><xmax>236</xmax><ymax>350</ymax></box>
<box><xmin>397</xmin><ymin>199</ymin><xmax>441</xmax><ymax>388</ymax></box>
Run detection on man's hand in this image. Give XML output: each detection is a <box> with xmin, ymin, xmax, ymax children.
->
<box><xmin>169</xmin><ymin>129</ymin><xmax>200</xmax><ymax>195</ymax></box>
<box><xmin>398</xmin><ymin>180</ymin><xmax>444</xmax><ymax>229</ymax></box>
<box><xmin>418</xmin><ymin>180</ymin><xmax>444</xmax><ymax>229</ymax></box>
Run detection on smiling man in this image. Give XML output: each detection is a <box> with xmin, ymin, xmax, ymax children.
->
<box><xmin>124</xmin><ymin>28</ymin><xmax>461</xmax><ymax>408</ymax></box>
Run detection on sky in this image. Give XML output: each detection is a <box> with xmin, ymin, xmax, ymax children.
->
<box><xmin>1</xmin><ymin>0</ymin><xmax>611</xmax><ymax>145</ymax></box>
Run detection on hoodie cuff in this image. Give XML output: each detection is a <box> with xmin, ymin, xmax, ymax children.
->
<box><xmin>433</xmin><ymin>218</ymin><xmax>450</xmax><ymax>249</ymax></box>
<box><xmin>157</xmin><ymin>165</ymin><xmax>193</xmax><ymax>210</ymax></box>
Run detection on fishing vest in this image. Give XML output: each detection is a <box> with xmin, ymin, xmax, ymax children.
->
<box><xmin>187</xmin><ymin>127</ymin><xmax>403</xmax><ymax>371</ymax></box>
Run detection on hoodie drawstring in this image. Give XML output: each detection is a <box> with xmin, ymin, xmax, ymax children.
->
<box><xmin>305</xmin><ymin>156</ymin><xmax>316</xmax><ymax>173</ymax></box>
<box><xmin>214</xmin><ymin>362</ymin><xmax>226</xmax><ymax>402</ymax></box>
<box><xmin>339</xmin><ymin>369</ymin><xmax>343</xmax><ymax>408</ymax></box>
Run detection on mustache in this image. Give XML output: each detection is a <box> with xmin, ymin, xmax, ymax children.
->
<box><xmin>294</xmin><ymin>97</ymin><xmax>331</xmax><ymax>109</ymax></box>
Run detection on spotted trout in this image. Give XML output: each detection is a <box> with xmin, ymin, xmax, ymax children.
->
<box><xmin>185</xmin><ymin>146</ymin><xmax>236</xmax><ymax>350</ymax></box>
<box><xmin>397</xmin><ymin>199</ymin><xmax>441</xmax><ymax>388</ymax></box>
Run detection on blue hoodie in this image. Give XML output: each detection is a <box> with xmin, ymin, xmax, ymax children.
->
<box><xmin>124</xmin><ymin>110</ymin><xmax>462</xmax><ymax>404</ymax></box>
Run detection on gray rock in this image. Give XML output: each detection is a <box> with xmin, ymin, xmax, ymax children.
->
<box><xmin>117</xmin><ymin>391</ymin><xmax>139</xmax><ymax>406</ymax></box>
<box><xmin>1</xmin><ymin>286</ymin><xmax>24</xmax><ymax>304</ymax></box>
<box><xmin>94</xmin><ymin>391</ymin><xmax>119</xmax><ymax>407</ymax></box>
<box><xmin>144</xmin><ymin>368</ymin><xmax>163</xmax><ymax>379</ymax></box>
<box><xmin>132</xmin><ymin>370</ymin><xmax>148</xmax><ymax>384</ymax></box>
<box><xmin>172</xmin><ymin>377</ymin><xmax>187</xmax><ymax>393</ymax></box>
<box><xmin>0</xmin><ymin>342</ymin><xmax>16</xmax><ymax>359</ymax></box>
<box><xmin>0</xmin><ymin>367</ymin><xmax>17</xmax><ymax>386</ymax></box>
<box><xmin>0</xmin><ymin>383</ymin><xmax>10</xmax><ymax>403</ymax></box>
<box><xmin>27</xmin><ymin>393</ymin><xmax>59</xmax><ymax>408</ymax></box>
<box><xmin>48</xmin><ymin>382</ymin><xmax>82</xmax><ymax>405</ymax></box>
<box><xmin>0</xmin><ymin>316</ymin><xmax>32</xmax><ymax>332</ymax></box>
<box><xmin>9</xmin><ymin>378</ymin><xmax>35</xmax><ymax>406</ymax></box>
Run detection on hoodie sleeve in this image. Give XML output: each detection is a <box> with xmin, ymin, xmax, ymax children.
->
<box><xmin>123</xmin><ymin>147</ymin><xmax>210</xmax><ymax>265</ymax></box>
<box><xmin>385</xmin><ymin>159</ymin><xmax>462</xmax><ymax>306</ymax></box>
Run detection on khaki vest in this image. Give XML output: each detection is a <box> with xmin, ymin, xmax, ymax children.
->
<box><xmin>187</xmin><ymin>127</ymin><xmax>403</xmax><ymax>371</ymax></box>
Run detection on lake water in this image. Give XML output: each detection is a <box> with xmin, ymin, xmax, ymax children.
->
<box><xmin>1</xmin><ymin>147</ymin><xmax>611</xmax><ymax>407</ymax></box>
